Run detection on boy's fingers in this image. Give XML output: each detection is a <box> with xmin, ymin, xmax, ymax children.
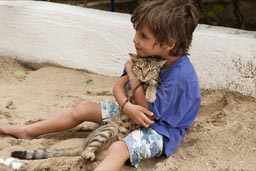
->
<box><xmin>141</xmin><ymin>107</ymin><xmax>154</xmax><ymax>117</ymax></box>
<box><xmin>142</xmin><ymin>120</ymin><xmax>154</xmax><ymax>128</ymax></box>
<box><xmin>141</xmin><ymin>113</ymin><xmax>154</xmax><ymax>127</ymax></box>
<box><xmin>140</xmin><ymin>107</ymin><xmax>154</xmax><ymax>121</ymax></box>
<box><xmin>141</xmin><ymin>119</ymin><xmax>150</xmax><ymax>128</ymax></box>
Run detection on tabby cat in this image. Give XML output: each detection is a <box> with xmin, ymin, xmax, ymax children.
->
<box><xmin>11</xmin><ymin>53</ymin><xmax>166</xmax><ymax>162</ymax></box>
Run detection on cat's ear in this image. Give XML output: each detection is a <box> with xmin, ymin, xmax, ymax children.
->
<box><xmin>129</xmin><ymin>53</ymin><xmax>139</xmax><ymax>62</ymax></box>
<box><xmin>158</xmin><ymin>60</ymin><xmax>167</xmax><ymax>67</ymax></box>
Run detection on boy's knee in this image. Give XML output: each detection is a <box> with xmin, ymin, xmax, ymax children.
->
<box><xmin>108</xmin><ymin>141</ymin><xmax>129</xmax><ymax>159</ymax></box>
<box><xmin>76</xmin><ymin>101</ymin><xmax>90</xmax><ymax>109</ymax></box>
<box><xmin>73</xmin><ymin>101</ymin><xmax>91</xmax><ymax>113</ymax></box>
<box><xmin>70</xmin><ymin>101</ymin><xmax>90</xmax><ymax>120</ymax></box>
<box><xmin>108</xmin><ymin>141</ymin><xmax>126</xmax><ymax>153</ymax></box>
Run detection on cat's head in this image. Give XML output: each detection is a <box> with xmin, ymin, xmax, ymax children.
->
<box><xmin>129</xmin><ymin>53</ymin><xmax>166</xmax><ymax>82</ymax></box>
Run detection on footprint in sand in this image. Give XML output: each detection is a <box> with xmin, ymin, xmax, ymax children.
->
<box><xmin>5</xmin><ymin>100</ymin><xmax>15</xmax><ymax>110</ymax></box>
<box><xmin>207</xmin><ymin>110</ymin><xmax>227</xmax><ymax>126</ymax></box>
<box><xmin>0</xmin><ymin>111</ymin><xmax>12</xmax><ymax>118</ymax></box>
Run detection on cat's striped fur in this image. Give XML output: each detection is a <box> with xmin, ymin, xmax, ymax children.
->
<box><xmin>11</xmin><ymin>54</ymin><xmax>166</xmax><ymax>162</ymax></box>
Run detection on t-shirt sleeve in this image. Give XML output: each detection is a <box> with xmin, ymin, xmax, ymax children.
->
<box><xmin>148</xmin><ymin>83</ymin><xmax>194</xmax><ymax>128</ymax></box>
<box><xmin>121</xmin><ymin>68</ymin><xmax>127</xmax><ymax>77</ymax></box>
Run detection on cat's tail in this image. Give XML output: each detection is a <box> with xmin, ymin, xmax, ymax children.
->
<box><xmin>11</xmin><ymin>145</ymin><xmax>85</xmax><ymax>160</ymax></box>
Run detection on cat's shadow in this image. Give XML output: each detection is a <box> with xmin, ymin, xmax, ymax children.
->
<box><xmin>39</xmin><ymin>125</ymin><xmax>97</xmax><ymax>140</ymax></box>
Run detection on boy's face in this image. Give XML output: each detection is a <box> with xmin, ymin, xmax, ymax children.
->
<box><xmin>133</xmin><ymin>24</ymin><xmax>168</xmax><ymax>58</ymax></box>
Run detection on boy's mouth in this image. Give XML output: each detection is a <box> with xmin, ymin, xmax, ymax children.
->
<box><xmin>135</xmin><ymin>46</ymin><xmax>141</xmax><ymax>50</ymax></box>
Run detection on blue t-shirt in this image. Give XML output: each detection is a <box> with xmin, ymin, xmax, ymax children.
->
<box><xmin>123</xmin><ymin>55</ymin><xmax>201</xmax><ymax>157</ymax></box>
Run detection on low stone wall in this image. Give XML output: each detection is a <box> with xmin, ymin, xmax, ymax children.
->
<box><xmin>196</xmin><ymin>0</ymin><xmax>256</xmax><ymax>31</ymax></box>
<box><xmin>0</xmin><ymin>1</ymin><xmax>255</xmax><ymax>97</ymax></box>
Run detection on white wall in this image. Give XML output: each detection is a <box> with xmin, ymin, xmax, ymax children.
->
<box><xmin>0</xmin><ymin>1</ymin><xmax>256</xmax><ymax>97</ymax></box>
<box><xmin>0</xmin><ymin>1</ymin><xmax>134</xmax><ymax>76</ymax></box>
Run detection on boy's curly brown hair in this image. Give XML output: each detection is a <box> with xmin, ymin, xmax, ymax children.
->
<box><xmin>131</xmin><ymin>0</ymin><xmax>199</xmax><ymax>56</ymax></box>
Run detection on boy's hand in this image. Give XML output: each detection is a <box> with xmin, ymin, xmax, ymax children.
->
<box><xmin>123</xmin><ymin>102</ymin><xmax>154</xmax><ymax>128</ymax></box>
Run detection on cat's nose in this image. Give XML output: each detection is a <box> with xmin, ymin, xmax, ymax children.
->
<box><xmin>142</xmin><ymin>70</ymin><xmax>148</xmax><ymax>78</ymax></box>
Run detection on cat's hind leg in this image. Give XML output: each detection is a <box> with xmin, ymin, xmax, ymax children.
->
<box><xmin>81</xmin><ymin>122</ymin><xmax>118</xmax><ymax>161</ymax></box>
<box><xmin>81</xmin><ymin>147</ymin><xmax>97</xmax><ymax>161</ymax></box>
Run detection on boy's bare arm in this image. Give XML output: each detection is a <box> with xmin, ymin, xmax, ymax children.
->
<box><xmin>112</xmin><ymin>75</ymin><xmax>129</xmax><ymax>107</ymax></box>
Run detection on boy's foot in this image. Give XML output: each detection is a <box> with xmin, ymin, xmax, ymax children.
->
<box><xmin>0</xmin><ymin>122</ymin><xmax>33</xmax><ymax>139</ymax></box>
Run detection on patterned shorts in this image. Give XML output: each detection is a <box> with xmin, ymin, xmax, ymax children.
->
<box><xmin>100</xmin><ymin>100</ymin><xmax>164</xmax><ymax>167</ymax></box>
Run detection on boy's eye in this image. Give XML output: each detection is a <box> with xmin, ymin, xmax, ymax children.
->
<box><xmin>141</xmin><ymin>33</ymin><xmax>147</xmax><ymax>39</ymax></box>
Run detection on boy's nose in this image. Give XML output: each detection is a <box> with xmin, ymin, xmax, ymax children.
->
<box><xmin>133</xmin><ymin>33</ymin><xmax>139</xmax><ymax>45</ymax></box>
<box><xmin>133</xmin><ymin>37</ymin><xmax>137</xmax><ymax>45</ymax></box>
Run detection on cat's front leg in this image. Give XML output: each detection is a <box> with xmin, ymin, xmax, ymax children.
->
<box><xmin>145</xmin><ymin>85</ymin><xmax>157</xmax><ymax>103</ymax></box>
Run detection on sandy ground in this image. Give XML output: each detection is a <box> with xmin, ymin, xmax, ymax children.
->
<box><xmin>0</xmin><ymin>56</ymin><xmax>255</xmax><ymax>171</ymax></box>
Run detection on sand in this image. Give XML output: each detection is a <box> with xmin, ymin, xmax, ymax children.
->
<box><xmin>0</xmin><ymin>56</ymin><xmax>255</xmax><ymax>171</ymax></box>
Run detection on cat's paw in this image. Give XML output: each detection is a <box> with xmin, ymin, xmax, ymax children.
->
<box><xmin>81</xmin><ymin>150</ymin><xmax>96</xmax><ymax>162</ymax></box>
<box><xmin>146</xmin><ymin>93</ymin><xmax>156</xmax><ymax>103</ymax></box>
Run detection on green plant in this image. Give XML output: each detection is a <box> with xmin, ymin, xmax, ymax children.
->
<box><xmin>202</xmin><ymin>4</ymin><xmax>224</xmax><ymax>19</ymax></box>
<box><xmin>138</xmin><ymin>0</ymin><xmax>146</xmax><ymax>4</ymax></box>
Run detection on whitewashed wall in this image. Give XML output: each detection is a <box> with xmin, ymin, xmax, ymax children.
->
<box><xmin>0</xmin><ymin>1</ymin><xmax>256</xmax><ymax>97</ymax></box>
<box><xmin>0</xmin><ymin>1</ymin><xmax>134</xmax><ymax>76</ymax></box>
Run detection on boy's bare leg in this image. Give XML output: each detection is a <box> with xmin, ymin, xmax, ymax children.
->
<box><xmin>0</xmin><ymin>101</ymin><xmax>102</xmax><ymax>139</ymax></box>
<box><xmin>95</xmin><ymin>141</ymin><xmax>130</xmax><ymax>171</ymax></box>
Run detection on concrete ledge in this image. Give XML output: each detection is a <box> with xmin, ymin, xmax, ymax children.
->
<box><xmin>0</xmin><ymin>1</ymin><xmax>256</xmax><ymax>97</ymax></box>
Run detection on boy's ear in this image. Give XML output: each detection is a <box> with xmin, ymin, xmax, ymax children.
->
<box><xmin>162</xmin><ymin>39</ymin><xmax>176</xmax><ymax>51</ymax></box>
<box><xmin>128</xmin><ymin>53</ymin><xmax>139</xmax><ymax>62</ymax></box>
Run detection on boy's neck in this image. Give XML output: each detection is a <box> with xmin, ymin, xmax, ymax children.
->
<box><xmin>162</xmin><ymin>55</ymin><xmax>182</xmax><ymax>68</ymax></box>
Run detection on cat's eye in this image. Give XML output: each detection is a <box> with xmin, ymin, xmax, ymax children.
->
<box><xmin>136</xmin><ymin>66</ymin><xmax>142</xmax><ymax>70</ymax></box>
<box><xmin>149</xmin><ymin>68</ymin><xmax>156</xmax><ymax>72</ymax></box>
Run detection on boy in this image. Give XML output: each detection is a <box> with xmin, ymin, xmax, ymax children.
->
<box><xmin>0</xmin><ymin>0</ymin><xmax>201</xmax><ymax>170</ymax></box>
